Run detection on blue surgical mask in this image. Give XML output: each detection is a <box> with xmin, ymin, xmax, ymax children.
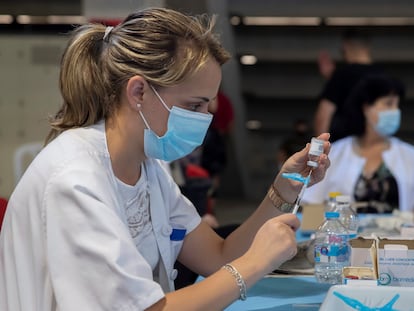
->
<box><xmin>374</xmin><ymin>109</ymin><xmax>401</xmax><ymax>137</ymax></box>
<box><xmin>138</xmin><ymin>85</ymin><xmax>213</xmax><ymax>161</ymax></box>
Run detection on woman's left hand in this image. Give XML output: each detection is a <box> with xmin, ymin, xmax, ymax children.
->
<box><xmin>273</xmin><ymin>133</ymin><xmax>331</xmax><ymax>203</ymax></box>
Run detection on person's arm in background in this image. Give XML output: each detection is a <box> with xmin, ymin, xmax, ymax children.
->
<box><xmin>314</xmin><ymin>98</ymin><xmax>336</xmax><ymax>136</ymax></box>
<box><xmin>314</xmin><ymin>48</ymin><xmax>337</xmax><ymax>136</ymax></box>
<box><xmin>318</xmin><ymin>50</ymin><xmax>336</xmax><ymax>80</ymax></box>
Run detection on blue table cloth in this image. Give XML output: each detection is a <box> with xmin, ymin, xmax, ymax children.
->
<box><xmin>225</xmin><ymin>275</ymin><xmax>331</xmax><ymax>311</ymax></box>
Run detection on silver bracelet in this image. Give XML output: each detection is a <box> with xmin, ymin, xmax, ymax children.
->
<box><xmin>222</xmin><ymin>263</ymin><xmax>247</xmax><ymax>301</ymax></box>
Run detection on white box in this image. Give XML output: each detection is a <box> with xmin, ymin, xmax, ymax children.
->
<box><xmin>377</xmin><ymin>238</ymin><xmax>414</xmax><ymax>287</ymax></box>
<box><xmin>349</xmin><ymin>237</ymin><xmax>375</xmax><ymax>267</ymax></box>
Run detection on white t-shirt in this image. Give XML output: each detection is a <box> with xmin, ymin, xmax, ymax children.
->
<box><xmin>116</xmin><ymin>163</ymin><xmax>160</xmax><ymax>272</ymax></box>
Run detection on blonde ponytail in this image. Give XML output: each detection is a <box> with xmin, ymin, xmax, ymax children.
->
<box><xmin>46</xmin><ymin>8</ymin><xmax>230</xmax><ymax>144</ymax></box>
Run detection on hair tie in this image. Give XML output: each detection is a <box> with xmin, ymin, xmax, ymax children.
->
<box><xmin>103</xmin><ymin>26</ymin><xmax>114</xmax><ymax>42</ymax></box>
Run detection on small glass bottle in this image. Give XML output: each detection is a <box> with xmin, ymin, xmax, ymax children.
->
<box><xmin>307</xmin><ymin>137</ymin><xmax>324</xmax><ymax>168</ymax></box>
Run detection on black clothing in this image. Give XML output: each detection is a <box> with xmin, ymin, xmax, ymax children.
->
<box><xmin>201</xmin><ymin>127</ymin><xmax>227</xmax><ymax>177</ymax></box>
<box><xmin>320</xmin><ymin>63</ymin><xmax>384</xmax><ymax>141</ymax></box>
<box><xmin>353</xmin><ymin>162</ymin><xmax>399</xmax><ymax>213</ymax></box>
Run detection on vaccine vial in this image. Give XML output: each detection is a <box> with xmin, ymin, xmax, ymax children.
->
<box><xmin>307</xmin><ymin>137</ymin><xmax>324</xmax><ymax>168</ymax></box>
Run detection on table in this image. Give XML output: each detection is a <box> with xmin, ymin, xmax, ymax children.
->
<box><xmin>224</xmin><ymin>275</ymin><xmax>331</xmax><ymax>311</ymax></box>
<box><xmin>221</xmin><ymin>215</ymin><xmax>325</xmax><ymax>310</ymax></box>
<box><xmin>219</xmin><ymin>213</ymin><xmax>400</xmax><ymax>310</ymax></box>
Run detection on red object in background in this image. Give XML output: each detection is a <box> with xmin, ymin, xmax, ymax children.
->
<box><xmin>211</xmin><ymin>92</ymin><xmax>234</xmax><ymax>134</ymax></box>
<box><xmin>185</xmin><ymin>164</ymin><xmax>210</xmax><ymax>179</ymax></box>
<box><xmin>0</xmin><ymin>197</ymin><xmax>8</xmax><ymax>230</ymax></box>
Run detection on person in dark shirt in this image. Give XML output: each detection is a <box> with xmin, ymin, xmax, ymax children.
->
<box><xmin>314</xmin><ymin>29</ymin><xmax>384</xmax><ymax>142</ymax></box>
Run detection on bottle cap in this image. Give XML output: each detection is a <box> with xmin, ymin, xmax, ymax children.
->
<box><xmin>336</xmin><ymin>195</ymin><xmax>351</xmax><ymax>204</ymax></box>
<box><xmin>325</xmin><ymin>211</ymin><xmax>339</xmax><ymax>218</ymax></box>
<box><xmin>306</xmin><ymin>160</ymin><xmax>318</xmax><ymax>167</ymax></box>
<box><xmin>328</xmin><ymin>191</ymin><xmax>341</xmax><ymax>198</ymax></box>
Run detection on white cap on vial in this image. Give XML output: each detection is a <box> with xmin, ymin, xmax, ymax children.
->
<box><xmin>306</xmin><ymin>160</ymin><xmax>319</xmax><ymax>167</ymax></box>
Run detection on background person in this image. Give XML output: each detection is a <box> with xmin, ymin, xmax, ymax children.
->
<box><xmin>314</xmin><ymin>28</ymin><xmax>384</xmax><ymax>141</ymax></box>
<box><xmin>304</xmin><ymin>74</ymin><xmax>414</xmax><ymax>213</ymax></box>
<box><xmin>0</xmin><ymin>7</ymin><xmax>330</xmax><ymax>311</ymax></box>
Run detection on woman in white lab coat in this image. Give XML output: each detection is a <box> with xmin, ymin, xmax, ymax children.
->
<box><xmin>0</xmin><ymin>7</ymin><xmax>330</xmax><ymax>311</ymax></box>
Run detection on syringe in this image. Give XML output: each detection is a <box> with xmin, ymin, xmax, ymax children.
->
<box><xmin>291</xmin><ymin>170</ymin><xmax>312</xmax><ymax>214</ymax></box>
<box><xmin>283</xmin><ymin>137</ymin><xmax>324</xmax><ymax>214</ymax></box>
<box><xmin>281</xmin><ymin>170</ymin><xmax>313</xmax><ymax>214</ymax></box>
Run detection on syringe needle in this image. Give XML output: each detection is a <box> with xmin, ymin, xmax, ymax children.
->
<box><xmin>291</xmin><ymin>170</ymin><xmax>312</xmax><ymax>214</ymax></box>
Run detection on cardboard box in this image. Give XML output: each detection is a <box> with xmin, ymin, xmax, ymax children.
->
<box><xmin>300</xmin><ymin>203</ymin><xmax>325</xmax><ymax>234</ymax></box>
<box><xmin>343</xmin><ymin>266</ymin><xmax>377</xmax><ymax>286</ymax></box>
<box><xmin>349</xmin><ymin>237</ymin><xmax>376</xmax><ymax>267</ymax></box>
<box><xmin>377</xmin><ymin>238</ymin><xmax>414</xmax><ymax>287</ymax></box>
<box><xmin>349</xmin><ymin>236</ymin><xmax>414</xmax><ymax>287</ymax></box>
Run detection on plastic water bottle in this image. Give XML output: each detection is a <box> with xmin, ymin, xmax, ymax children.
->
<box><xmin>325</xmin><ymin>191</ymin><xmax>341</xmax><ymax>212</ymax></box>
<box><xmin>335</xmin><ymin>195</ymin><xmax>359</xmax><ymax>239</ymax></box>
<box><xmin>314</xmin><ymin>211</ymin><xmax>350</xmax><ymax>284</ymax></box>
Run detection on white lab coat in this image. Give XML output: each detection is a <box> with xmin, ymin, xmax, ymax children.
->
<box><xmin>303</xmin><ymin>136</ymin><xmax>414</xmax><ymax>212</ymax></box>
<box><xmin>0</xmin><ymin>120</ymin><xmax>201</xmax><ymax>311</ymax></box>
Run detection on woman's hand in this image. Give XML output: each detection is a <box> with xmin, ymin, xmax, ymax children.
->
<box><xmin>244</xmin><ymin>213</ymin><xmax>300</xmax><ymax>273</ymax></box>
<box><xmin>274</xmin><ymin>133</ymin><xmax>331</xmax><ymax>203</ymax></box>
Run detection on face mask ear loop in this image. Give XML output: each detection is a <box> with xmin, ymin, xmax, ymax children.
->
<box><xmin>150</xmin><ymin>85</ymin><xmax>171</xmax><ymax>112</ymax></box>
<box><xmin>138</xmin><ymin>105</ymin><xmax>151</xmax><ymax>130</ymax></box>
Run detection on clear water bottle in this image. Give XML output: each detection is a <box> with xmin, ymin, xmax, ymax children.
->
<box><xmin>314</xmin><ymin>211</ymin><xmax>350</xmax><ymax>284</ymax></box>
<box><xmin>335</xmin><ymin>195</ymin><xmax>359</xmax><ymax>239</ymax></box>
<box><xmin>325</xmin><ymin>191</ymin><xmax>341</xmax><ymax>212</ymax></box>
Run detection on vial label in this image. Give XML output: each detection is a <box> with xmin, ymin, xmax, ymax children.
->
<box><xmin>309</xmin><ymin>138</ymin><xmax>324</xmax><ymax>156</ymax></box>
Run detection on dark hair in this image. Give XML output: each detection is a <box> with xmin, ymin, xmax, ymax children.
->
<box><xmin>344</xmin><ymin>74</ymin><xmax>405</xmax><ymax>136</ymax></box>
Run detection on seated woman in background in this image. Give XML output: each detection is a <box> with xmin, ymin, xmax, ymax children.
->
<box><xmin>303</xmin><ymin>74</ymin><xmax>414</xmax><ymax>213</ymax></box>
